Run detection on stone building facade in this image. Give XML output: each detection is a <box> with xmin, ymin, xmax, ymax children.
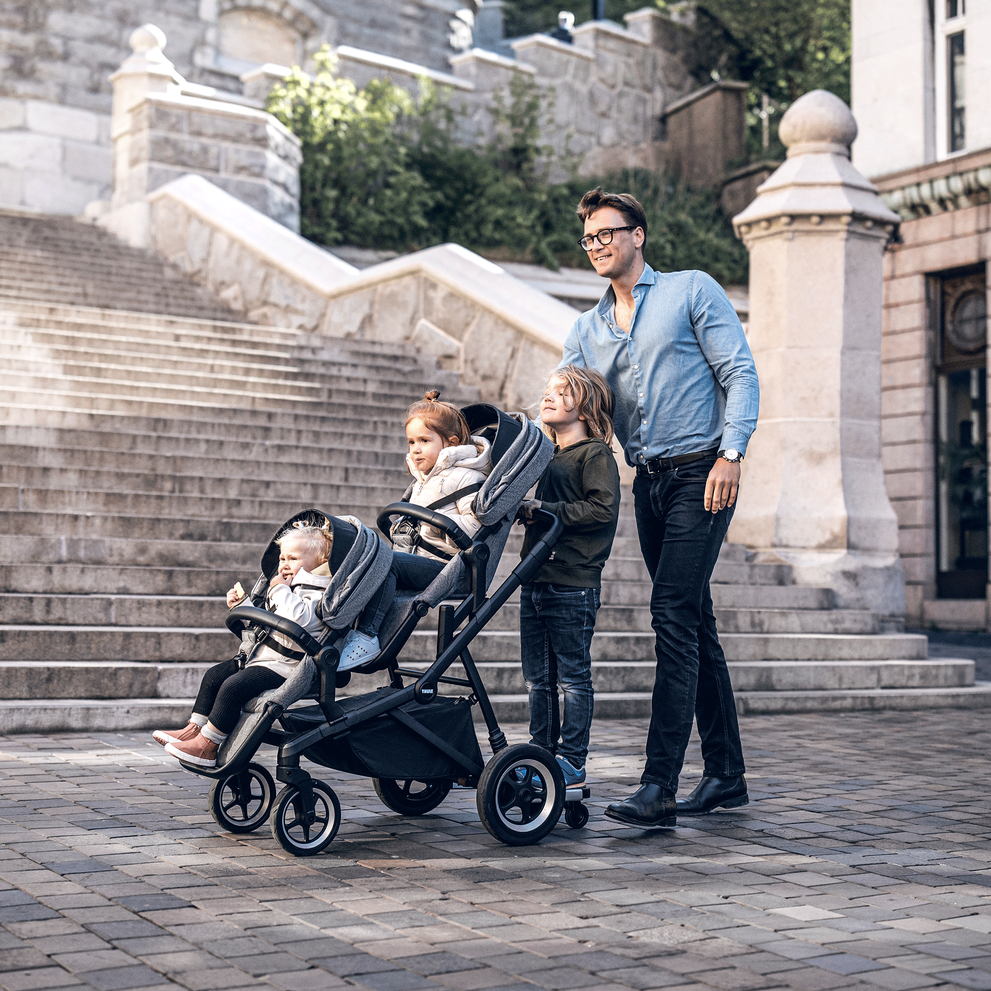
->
<box><xmin>853</xmin><ymin>0</ymin><xmax>991</xmax><ymax>629</ymax></box>
<box><xmin>0</xmin><ymin>0</ymin><xmax>481</xmax><ymax>215</ymax></box>
<box><xmin>0</xmin><ymin>0</ymin><xmax>751</xmax><ymax>218</ymax></box>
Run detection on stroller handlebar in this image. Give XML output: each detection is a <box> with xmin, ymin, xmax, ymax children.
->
<box><xmin>225</xmin><ymin>605</ymin><xmax>324</xmax><ymax>657</ymax></box>
<box><xmin>377</xmin><ymin>502</ymin><xmax>473</xmax><ymax>550</ymax></box>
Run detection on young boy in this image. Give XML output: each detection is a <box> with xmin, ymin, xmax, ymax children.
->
<box><xmin>152</xmin><ymin>524</ymin><xmax>333</xmax><ymax>768</ymax></box>
<box><xmin>518</xmin><ymin>365</ymin><xmax>621</xmax><ymax>786</ymax></box>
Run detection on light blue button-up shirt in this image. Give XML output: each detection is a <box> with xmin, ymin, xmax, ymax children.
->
<box><xmin>561</xmin><ymin>263</ymin><xmax>759</xmax><ymax>467</ymax></box>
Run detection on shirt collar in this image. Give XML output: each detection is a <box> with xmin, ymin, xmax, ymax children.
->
<box><xmin>596</xmin><ymin>262</ymin><xmax>657</xmax><ymax>316</ymax></box>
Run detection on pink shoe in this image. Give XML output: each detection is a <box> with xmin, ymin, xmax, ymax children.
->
<box><xmin>165</xmin><ymin>732</ymin><xmax>219</xmax><ymax>768</ymax></box>
<box><xmin>152</xmin><ymin>722</ymin><xmax>199</xmax><ymax>747</ymax></box>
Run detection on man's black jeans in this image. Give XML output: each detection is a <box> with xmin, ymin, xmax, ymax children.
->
<box><xmin>632</xmin><ymin>456</ymin><xmax>746</xmax><ymax>793</ymax></box>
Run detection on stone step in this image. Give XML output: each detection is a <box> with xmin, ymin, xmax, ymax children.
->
<box><xmin>0</xmin><ymin>465</ymin><xmax>399</xmax><ymax>502</ymax></box>
<box><xmin>0</xmin><ymin>626</ymin><xmax>930</xmax><ymax>663</ymax></box>
<box><xmin>481</xmin><ymin>603</ymin><xmax>878</xmax><ymax>635</ymax></box>
<box><xmin>0</xmin><ymin>657</ymin><xmax>973</xmax><ymax>701</ymax></box>
<box><xmin>1</xmin><ymin>339</ymin><xmax>452</xmax><ymax>391</ymax></box>
<box><xmin>2</xmin><ymin>303</ymin><xmax>423</xmax><ymax>360</ymax></box>
<box><xmin>0</xmin><ymin>392</ymin><xmax>466</xmax><ymax>432</ymax></box>
<box><xmin>0</xmin><ymin>564</ymin><xmax>243</xmax><ymax>596</ymax></box>
<box><xmin>0</xmin><ymin>424</ymin><xmax>409</xmax><ymax>463</ymax></box>
<box><xmin>0</xmin><ymin>448</ymin><xmax>406</xmax><ymax>486</ymax></box>
<box><xmin>3</xmin><ymin>679</ymin><xmax>990</xmax><ymax>734</ymax></box>
<box><xmin>0</xmin><ymin>486</ymin><xmax>386</xmax><ymax>524</ymax></box>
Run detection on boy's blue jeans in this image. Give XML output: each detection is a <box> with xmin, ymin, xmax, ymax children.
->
<box><xmin>520</xmin><ymin>581</ymin><xmax>600</xmax><ymax>767</ymax></box>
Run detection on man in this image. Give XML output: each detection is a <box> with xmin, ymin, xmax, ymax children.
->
<box><xmin>562</xmin><ymin>187</ymin><xmax>759</xmax><ymax>827</ymax></box>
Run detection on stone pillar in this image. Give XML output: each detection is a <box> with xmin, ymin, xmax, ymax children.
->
<box><xmin>109</xmin><ymin>25</ymin><xmax>183</xmax><ymax>214</ymax></box>
<box><xmin>730</xmin><ymin>90</ymin><xmax>906</xmax><ymax>624</ymax></box>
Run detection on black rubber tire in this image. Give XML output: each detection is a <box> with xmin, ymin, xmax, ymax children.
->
<box><xmin>209</xmin><ymin>763</ymin><xmax>275</xmax><ymax>834</ymax></box>
<box><xmin>476</xmin><ymin>744</ymin><xmax>565</xmax><ymax>846</ymax></box>
<box><xmin>373</xmin><ymin>778</ymin><xmax>452</xmax><ymax>816</ymax></box>
<box><xmin>270</xmin><ymin>780</ymin><xmax>341</xmax><ymax>856</ymax></box>
<box><xmin>564</xmin><ymin>802</ymin><xmax>589</xmax><ymax>829</ymax></box>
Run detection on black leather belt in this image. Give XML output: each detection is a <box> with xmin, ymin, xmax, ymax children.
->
<box><xmin>636</xmin><ymin>447</ymin><xmax>719</xmax><ymax>477</ymax></box>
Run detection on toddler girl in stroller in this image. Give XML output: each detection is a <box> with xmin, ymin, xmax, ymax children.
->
<box><xmin>337</xmin><ymin>390</ymin><xmax>492</xmax><ymax>671</ymax></box>
<box><xmin>151</xmin><ymin>522</ymin><xmax>337</xmax><ymax>767</ymax></box>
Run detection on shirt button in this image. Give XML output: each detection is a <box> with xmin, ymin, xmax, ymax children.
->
<box><xmin>639</xmin><ymin>392</ymin><xmax>643</xmax><ymax>397</ymax></box>
<box><xmin>633</xmin><ymin>364</ymin><xmax>638</xmax><ymax>369</ymax></box>
<box><xmin>643</xmin><ymin>420</ymin><xmax>647</xmax><ymax>425</ymax></box>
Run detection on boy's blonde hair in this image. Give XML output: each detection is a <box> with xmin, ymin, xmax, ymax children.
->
<box><xmin>278</xmin><ymin>524</ymin><xmax>332</xmax><ymax>562</ymax></box>
<box><xmin>404</xmin><ymin>390</ymin><xmax>472</xmax><ymax>446</ymax></box>
<box><xmin>542</xmin><ymin>365</ymin><xmax>615</xmax><ymax>445</ymax></box>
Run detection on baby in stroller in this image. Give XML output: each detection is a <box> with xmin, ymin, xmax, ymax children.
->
<box><xmin>151</xmin><ymin>522</ymin><xmax>337</xmax><ymax>767</ymax></box>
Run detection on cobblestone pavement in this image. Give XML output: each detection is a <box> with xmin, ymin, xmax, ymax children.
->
<box><xmin>2</xmin><ymin>711</ymin><xmax>991</xmax><ymax>991</ymax></box>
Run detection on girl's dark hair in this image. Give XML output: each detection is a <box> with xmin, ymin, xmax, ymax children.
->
<box><xmin>404</xmin><ymin>390</ymin><xmax>472</xmax><ymax>446</ymax></box>
<box><xmin>543</xmin><ymin>365</ymin><xmax>615</xmax><ymax>445</ymax></box>
<box><xmin>577</xmin><ymin>187</ymin><xmax>648</xmax><ymax>247</ymax></box>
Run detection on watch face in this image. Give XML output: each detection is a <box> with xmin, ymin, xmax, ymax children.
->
<box><xmin>722</xmin><ymin>449</ymin><xmax>741</xmax><ymax>462</ymax></box>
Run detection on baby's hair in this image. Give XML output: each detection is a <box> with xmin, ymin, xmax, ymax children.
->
<box><xmin>278</xmin><ymin>524</ymin><xmax>332</xmax><ymax>562</ymax></box>
<box><xmin>543</xmin><ymin>365</ymin><xmax>615</xmax><ymax>445</ymax></box>
<box><xmin>405</xmin><ymin>390</ymin><xmax>472</xmax><ymax>446</ymax></box>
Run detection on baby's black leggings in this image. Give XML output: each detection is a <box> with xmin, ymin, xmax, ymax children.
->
<box><xmin>193</xmin><ymin>657</ymin><xmax>285</xmax><ymax>734</ymax></box>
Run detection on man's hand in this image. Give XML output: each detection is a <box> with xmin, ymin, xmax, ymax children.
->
<box><xmin>704</xmin><ymin>459</ymin><xmax>741</xmax><ymax>514</ymax></box>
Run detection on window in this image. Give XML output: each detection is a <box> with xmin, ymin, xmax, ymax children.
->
<box><xmin>948</xmin><ymin>31</ymin><xmax>965</xmax><ymax>152</ymax></box>
<box><xmin>947</xmin><ymin>0</ymin><xmax>965</xmax><ymax>17</ymax></box>
<box><xmin>935</xmin><ymin>270</ymin><xmax>988</xmax><ymax>599</ymax></box>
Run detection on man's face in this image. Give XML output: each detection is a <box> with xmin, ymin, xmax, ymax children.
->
<box><xmin>583</xmin><ymin>206</ymin><xmax>643</xmax><ymax>281</ymax></box>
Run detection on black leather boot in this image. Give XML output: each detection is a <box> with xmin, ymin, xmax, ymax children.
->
<box><xmin>676</xmin><ymin>775</ymin><xmax>749</xmax><ymax>815</ymax></box>
<box><xmin>604</xmin><ymin>783</ymin><xmax>676</xmax><ymax>827</ymax></box>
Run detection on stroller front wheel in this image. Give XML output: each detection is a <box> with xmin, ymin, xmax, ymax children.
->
<box><xmin>270</xmin><ymin>780</ymin><xmax>341</xmax><ymax>856</ymax></box>
<box><xmin>477</xmin><ymin>744</ymin><xmax>565</xmax><ymax>846</ymax></box>
<box><xmin>209</xmin><ymin>763</ymin><xmax>275</xmax><ymax>834</ymax></box>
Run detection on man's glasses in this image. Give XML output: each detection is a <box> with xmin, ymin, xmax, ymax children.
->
<box><xmin>578</xmin><ymin>226</ymin><xmax>637</xmax><ymax>251</ymax></box>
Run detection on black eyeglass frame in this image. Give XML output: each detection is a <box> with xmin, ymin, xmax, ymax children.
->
<box><xmin>577</xmin><ymin>225</ymin><xmax>638</xmax><ymax>250</ymax></box>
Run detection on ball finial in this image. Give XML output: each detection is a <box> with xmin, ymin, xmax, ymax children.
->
<box><xmin>778</xmin><ymin>90</ymin><xmax>858</xmax><ymax>157</ymax></box>
<box><xmin>129</xmin><ymin>24</ymin><xmax>167</xmax><ymax>56</ymax></box>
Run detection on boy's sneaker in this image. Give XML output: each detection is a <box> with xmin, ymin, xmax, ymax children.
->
<box><xmin>165</xmin><ymin>733</ymin><xmax>218</xmax><ymax>768</ymax></box>
<box><xmin>557</xmin><ymin>755</ymin><xmax>586</xmax><ymax>786</ymax></box>
<box><xmin>152</xmin><ymin>722</ymin><xmax>199</xmax><ymax>747</ymax></box>
<box><xmin>338</xmin><ymin>630</ymin><xmax>380</xmax><ymax>671</ymax></box>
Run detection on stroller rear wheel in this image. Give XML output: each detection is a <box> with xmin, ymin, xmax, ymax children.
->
<box><xmin>374</xmin><ymin>778</ymin><xmax>451</xmax><ymax>816</ymax></box>
<box><xmin>209</xmin><ymin>763</ymin><xmax>275</xmax><ymax>833</ymax></box>
<box><xmin>477</xmin><ymin>744</ymin><xmax>565</xmax><ymax>846</ymax></box>
<box><xmin>270</xmin><ymin>780</ymin><xmax>341</xmax><ymax>856</ymax></box>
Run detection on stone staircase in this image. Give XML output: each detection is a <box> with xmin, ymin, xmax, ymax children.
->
<box><xmin>0</xmin><ymin>210</ymin><xmax>988</xmax><ymax>734</ymax></box>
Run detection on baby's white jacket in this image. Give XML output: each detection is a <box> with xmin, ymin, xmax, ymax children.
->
<box><xmin>245</xmin><ymin>562</ymin><xmax>331</xmax><ymax>678</ymax></box>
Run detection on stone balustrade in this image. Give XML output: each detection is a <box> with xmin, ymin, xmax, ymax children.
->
<box><xmin>98</xmin><ymin>25</ymin><xmax>301</xmax><ymax>244</ymax></box>
<box><xmin>147</xmin><ymin>174</ymin><xmax>574</xmax><ymax>410</ymax></box>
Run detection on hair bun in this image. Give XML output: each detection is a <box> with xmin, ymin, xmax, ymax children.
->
<box><xmin>423</xmin><ymin>390</ymin><xmax>441</xmax><ymax>402</ymax></box>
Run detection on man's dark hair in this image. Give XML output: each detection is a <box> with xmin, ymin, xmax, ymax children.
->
<box><xmin>577</xmin><ymin>187</ymin><xmax>647</xmax><ymax>247</ymax></box>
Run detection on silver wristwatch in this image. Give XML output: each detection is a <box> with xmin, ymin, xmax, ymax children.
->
<box><xmin>717</xmin><ymin>448</ymin><xmax>743</xmax><ymax>463</ymax></box>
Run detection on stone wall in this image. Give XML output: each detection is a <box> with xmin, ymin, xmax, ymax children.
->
<box><xmin>0</xmin><ymin>0</ymin><xmax>478</xmax><ymax>215</ymax></box>
<box><xmin>119</xmin><ymin>94</ymin><xmax>301</xmax><ymax>230</ymax></box>
<box><xmin>146</xmin><ymin>174</ymin><xmax>574</xmax><ymax>411</ymax></box>
<box><xmin>450</xmin><ymin>11</ymin><xmax>695</xmax><ymax>180</ymax></box>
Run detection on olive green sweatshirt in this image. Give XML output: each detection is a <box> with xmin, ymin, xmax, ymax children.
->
<box><xmin>520</xmin><ymin>436</ymin><xmax>621</xmax><ymax>588</ymax></box>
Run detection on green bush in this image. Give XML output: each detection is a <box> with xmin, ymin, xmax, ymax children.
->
<box><xmin>268</xmin><ymin>48</ymin><xmax>749</xmax><ymax>286</ymax></box>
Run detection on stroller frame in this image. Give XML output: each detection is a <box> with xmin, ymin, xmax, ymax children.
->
<box><xmin>176</xmin><ymin>409</ymin><xmax>591</xmax><ymax>854</ymax></box>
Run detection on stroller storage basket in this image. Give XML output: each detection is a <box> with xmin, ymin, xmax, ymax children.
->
<box><xmin>282</xmin><ymin>689</ymin><xmax>483</xmax><ymax>781</ymax></box>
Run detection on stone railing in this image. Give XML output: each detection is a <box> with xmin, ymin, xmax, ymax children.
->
<box><xmin>96</xmin><ymin>24</ymin><xmax>301</xmax><ymax>245</ymax></box>
<box><xmin>147</xmin><ymin>174</ymin><xmax>575</xmax><ymax>409</ymax></box>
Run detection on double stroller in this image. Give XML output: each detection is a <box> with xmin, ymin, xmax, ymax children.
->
<box><xmin>174</xmin><ymin>404</ymin><xmax>592</xmax><ymax>856</ymax></box>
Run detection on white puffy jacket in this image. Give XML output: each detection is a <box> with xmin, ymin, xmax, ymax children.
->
<box><xmin>246</xmin><ymin>563</ymin><xmax>331</xmax><ymax>678</ymax></box>
<box><xmin>405</xmin><ymin>436</ymin><xmax>492</xmax><ymax>560</ymax></box>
